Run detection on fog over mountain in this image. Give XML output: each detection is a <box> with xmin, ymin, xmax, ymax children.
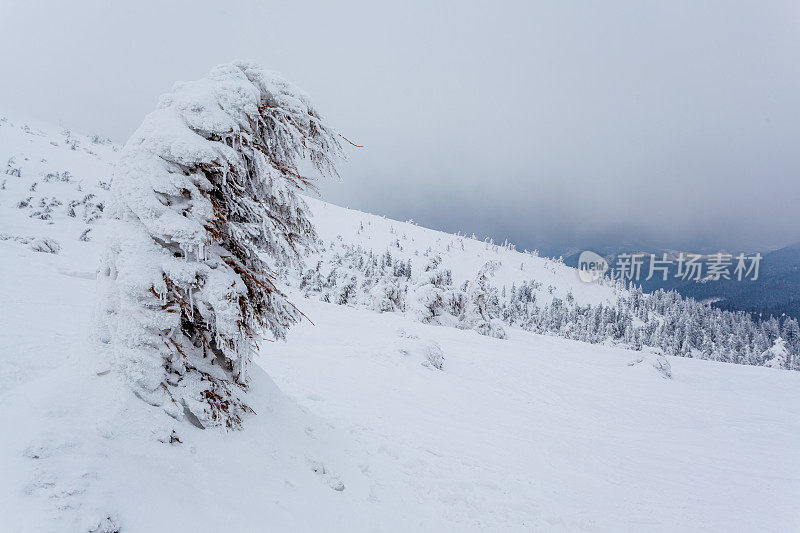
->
<box><xmin>3</xmin><ymin>0</ymin><xmax>798</xmax><ymax>254</ymax></box>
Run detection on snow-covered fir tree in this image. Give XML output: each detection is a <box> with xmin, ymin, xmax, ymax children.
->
<box><xmin>762</xmin><ymin>337</ymin><xmax>789</xmax><ymax>369</ymax></box>
<box><xmin>370</xmin><ymin>276</ymin><xmax>406</xmax><ymax>313</ymax></box>
<box><xmin>463</xmin><ymin>261</ymin><xmax>506</xmax><ymax>339</ymax></box>
<box><xmin>97</xmin><ymin>61</ymin><xmax>342</xmax><ymax>429</ymax></box>
<box><xmin>411</xmin><ymin>254</ymin><xmax>457</xmax><ymax>326</ymax></box>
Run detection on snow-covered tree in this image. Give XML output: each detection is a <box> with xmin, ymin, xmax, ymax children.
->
<box><xmin>97</xmin><ymin>62</ymin><xmax>342</xmax><ymax>429</ymax></box>
<box><xmin>762</xmin><ymin>337</ymin><xmax>789</xmax><ymax>369</ymax></box>
<box><xmin>370</xmin><ymin>277</ymin><xmax>406</xmax><ymax>313</ymax></box>
<box><xmin>463</xmin><ymin>261</ymin><xmax>506</xmax><ymax>339</ymax></box>
<box><xmin>411</xmin><ymin>255</ymin><xmax>456</xmax><ymax>325</ymax></box>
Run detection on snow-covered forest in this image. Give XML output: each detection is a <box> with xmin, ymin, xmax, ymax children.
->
<box><xmin>288</xmin><ymin>226</ymin><xmax>800</xmax><ymax>370</ymax></box>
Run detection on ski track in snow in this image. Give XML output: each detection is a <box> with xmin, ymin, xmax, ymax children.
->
<box><xmin>1</xmin><ymin>115</ymin><xmax>799</xmax><ymax>531</ymax></box>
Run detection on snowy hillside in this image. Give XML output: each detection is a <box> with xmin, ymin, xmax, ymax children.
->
<box><xmin>3</xmin><ymin>112</ymin><xmax>796</xmax><ymax>371</ymax></box>
<box><xmin>1</xmin><ymin>115</ymin><xmax>800</xmax><ymax>531</ymax></box>
<box><xmin>0</xmin><ymin>112</ymin><xmax>619</xmax><ymax>315</ymax></box>
<box><xmin>303</xmin><ymin>195</ymin><xmax>619</xmax><ymax>307</ymax></box>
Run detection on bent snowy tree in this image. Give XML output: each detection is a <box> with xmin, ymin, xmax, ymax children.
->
<box><xmin>97</xmin><ymin>62</ymin><xmax>342</xmax><ymax>429</ymax></box>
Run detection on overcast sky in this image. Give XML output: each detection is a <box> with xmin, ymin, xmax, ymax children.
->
<box><xmin>2</xmin><ymin>0</ymin><xmax>798</xmax><ymax>254</ymax></box>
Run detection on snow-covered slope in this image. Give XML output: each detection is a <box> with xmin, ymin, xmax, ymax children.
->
<box><xmin>0</xmin><ymin>112</ymin><xmax>618</xmax><ymax>311</ymax></box>
<box><xmin>304</xmin><ymin>195</ymin><xmax>619</xmax><ymax>307</ymax></box>
<box><xmin>1</xmin><ymin>115</ymin><xmax>799</xmax><ymax>531</ymax></box>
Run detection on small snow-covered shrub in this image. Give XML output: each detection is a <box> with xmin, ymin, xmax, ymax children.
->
<box><xmin>29</xmin><ymin>238</ymin><xmax>61</xmax><ymax>254</ymax></box>
<box><xmin>97</xmin><ymin>62</ymin><xmax>342</xmax><ymax>429</ymax></box>
<box><xmin>86</xmin><ymin>515</ymin><xmax>120</xmax><ymax>533</ymax></box>
<box><xmin>397</xmin><ymin>330</ymin><xmax>445</xmax><ymax>370</ymax></box>
<box><xmin>422</xmin><ymin>341</ymin><xmax>445</xmax><ymax>370</ymax></box>
<box><xmin>628</xmin><ymin>348</ymin><xmax>672</xmax><ymax>379</ymax></box>
<box><xmin>5</xmin><ymin>156</ymin><xmax>21</xmax><ymax>177</ymax></box>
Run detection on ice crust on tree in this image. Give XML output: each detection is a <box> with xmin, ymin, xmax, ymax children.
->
<box><xmin>96</xmin><ymin>61</ymin><xmax>342</xmax><ymax>429</ymax></box>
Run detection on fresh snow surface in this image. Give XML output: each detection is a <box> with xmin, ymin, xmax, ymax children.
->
<box><xmin>1</xmin><ymin>115</ymin><xmax>799</xmax><ymax>531</ymax></box>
